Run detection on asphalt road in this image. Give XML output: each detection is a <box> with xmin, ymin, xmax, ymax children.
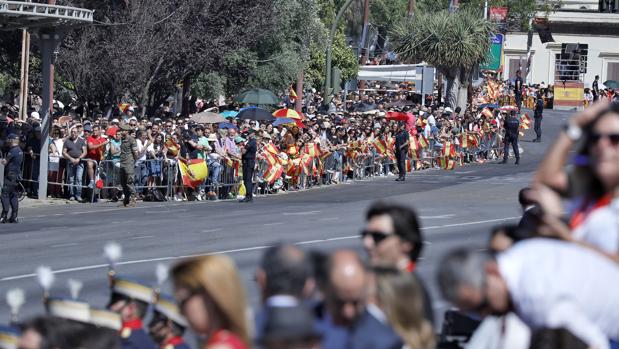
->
<box><xmin>0</xmin><ymin>109</ymin><xmax>573</xmax><ymax>330</ymax></box>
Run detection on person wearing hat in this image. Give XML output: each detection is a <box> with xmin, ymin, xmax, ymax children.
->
<box><xmin>108</xmin><ymin>277</ymin><xmax>157</xmax><ymax>349</ymax></box>
<box><xmin>1</xmin><ymin>133</ymin><xmax>23</xmax><ymax>223</ymax></box>
<box><xmin>148</xmin><ymin>295</ymin><xmax>190</xmax><ymax>349</ymax></box>
<box><xmin>0</xmin><ymin>325</ymin><xmax>19</xmax><ymax>349</ymax></box>
<box><xmin>239</xmin><ymin>129</ymin><xmax>257</xmax><ymax>203</ymax></box>
<box><xmin>119</xmin><ymin>123</ymin><xmax>139</xmax><ymax>207</ymax></box>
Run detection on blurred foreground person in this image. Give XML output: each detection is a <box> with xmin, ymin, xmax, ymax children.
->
<box><xmin>259</xmin><ymin>305</ymin><xmax>321</xmax><ymax>349</ymax></box>
<box><xmin>535</xmin><ymin>101</ymin><xmax>619</xmax><ymax>262</ymax></box>
<box><xmin>148</xmin><ymin>295</ymin><xmax>191</xmax><ymax>349</ymax></box>
<box><xmin>172</xmin><ymin>255</ymin><xmax>249</xmax><ymax>349</ymax></box>
<box><xmin>361</xmin><ymin>202</ymin><xmax>433</xmax><ymax>324</ymax></box>
<box><xmin>318</xmin><ymin>250</ymin><xmax>366</xmax><ymax>349</ymax></box>
<box><xmin>18</xmin><ymin>316</ymin><xmax>120</xmax><ymax>349</ymax></box>
<box><xmin>529</xmin><ymin>328</ymin><xmax>588</xmax><ymax>349</ymax></box>
<box><xmin>107</xmin><ymin>278</ymin><xmax>157</xmax><ymax>349</ymax></box>
<box><xmin>438</xmin><ymin>239</ymin><xmax>619</xmax><ymax>349</ymax></box>
<box><xmin>255</xmin><ymin>243</ymin><xmax>313</xmax><ymax>342</ymax></box>
<box><xmin>374</xmin><ymin>268</ymin><xmax>434</xmax><ymax>349</ymax></box>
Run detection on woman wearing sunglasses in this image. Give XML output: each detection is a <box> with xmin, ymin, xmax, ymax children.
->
<box><xmin>534</xmin><ymin>100</ymin><xmax>619</xmax><ymax>263</ymax></box>
<box><xmin>171</xmin><ymin>255</ymin><xmax>250</xmax><ymax>349</ymax></box>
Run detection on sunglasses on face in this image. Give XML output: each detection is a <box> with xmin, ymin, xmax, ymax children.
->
<box><xmin>360</xmin><ymin>230</ymin><xmax>390</xmax><ymax>245</ymax></box>
<box><xmin>590</xmin><ymin>133</ymin><xmax>619</xmax><ymax>146</ymax></box>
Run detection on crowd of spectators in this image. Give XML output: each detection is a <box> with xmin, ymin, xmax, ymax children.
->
<box><xmin>1</xmin><ymin>82</ymin><xmax>524</xmax><ymax>203</ymax></box>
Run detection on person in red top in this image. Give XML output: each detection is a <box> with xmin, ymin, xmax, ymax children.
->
<box><xmin>85</xmin><ymin>124</ymin><xmax>108</xmax><ymax>190</ymax></box>
<box><xmin>172</xmin><ymin>255</ymin><xmax>249</xmax><ymax>349</ymax></box>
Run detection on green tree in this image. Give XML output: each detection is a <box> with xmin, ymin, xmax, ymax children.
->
<box><xmin>390</xmin><ymin>8</ymin><xmax>494</xmax><ymax>109</ymax></box>
<box><xmin>369</xmin><ymin>0</ymin><xmax>408</xmax><ymax>54</ymax></box>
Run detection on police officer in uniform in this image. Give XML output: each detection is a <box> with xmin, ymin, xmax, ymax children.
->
<box><xmin>119</xmin><ymin>124</ymin><xmax>139</xmax><ymax>207</ymax></box>
<box><xmin>148</xmin><ymin>295</ymin><xmax>190</xmax><ymax>349</ymax></box>
<box><xmin>1</xmin><ymin>134</ymin><xmax>23</xmax><ymax>223</ymax></box>
<box><xmin>533</xmin><ymin>93</ymin><xmax>544</xmax><ymax>142</ymax></box>
<box><xmin>239</xmin><ymin>129</ymin><xmax>257</xmax><ymax>203</ymax></box>
<box><xmin>394</xmin><ymin>122</ymin><xmax>410</xmax><ymax>182</ymax></box>
<box><xmin>501</xmin><ymin>111</ymin><xmax>521</xmax><ymax>165</ymax></box>
<box><xmin>107</xmin><ymin>277</ymin><xmax>157</xmax><ymax>349</ymax></box>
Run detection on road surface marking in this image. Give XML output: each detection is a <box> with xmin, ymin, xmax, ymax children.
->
<box><xmin>318</xmin><ymin>217</ymin><xmax>338</xmax><ymax>222</ymax></box>
<box><xmin>51</xmin><ymin>243</ymin><xmax>79</xmax><ymax>248</ymax></box>
<box><xmin>201</xmin><ymin>228</ymin><xmax>223</xmax><ymax>233</ymax></box>
<box><xmin>131</xmin><ymin>235</ymin><xmax>154</xmax><ymax>240</ymax></box>
<box><xmin>419</xmin><ymin>214</ymin><xmax>455</xmax><ymax>219</ymax></box>
<box><xmin>282</xmin><ymin>210</ymin><xmax>321</xmax><ymax>216</ymax></box>
<box><xmin>0</xmin><ymin>215</ymin><xmax>519</xmax><ymax>282</ymax></box>
<box><xmin>263</xmin><ymin>222</ymin><xmax>284</xmax><ymax>226</ymax></box>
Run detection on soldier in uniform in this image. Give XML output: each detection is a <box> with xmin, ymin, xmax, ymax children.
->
<box><xmin>1</xmin><ymin>134</ymin><xmax>23</xmax><ymax>223</ymax></box>
<box><xmin>500</xmin><ymin>111</ymin><xmax>521</xmax><ymax>165</ymax></box>
<box><xmin>107</xmin><ymin>277</ymin><xmax>157</xmax><ymax>349</ymax></box>
<box><xmin>148</xmin><ymin>295</ymin><xmax>190</xmax><ymax>349</ymax></box>
<box><xmin>119</xmin><ymin>124</ymin><xmax>139</xmax><ymax>207</ymax></box>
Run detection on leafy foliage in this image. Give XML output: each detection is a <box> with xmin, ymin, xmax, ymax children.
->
<box><xmin>390</xmin><ymin>8</ymin><xmax>494</xmax><ymax>79</ymax></box>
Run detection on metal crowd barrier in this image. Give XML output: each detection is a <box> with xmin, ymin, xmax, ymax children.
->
<box><xmin>17</xmin><ymin>134</ymin><xmax>512</xmax><ymax>203</ymax></box>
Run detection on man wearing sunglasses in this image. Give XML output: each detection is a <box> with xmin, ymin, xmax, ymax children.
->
<box><xmin>438</xmin><ymin>239</ymin><xmax>619</xmax><ymax>349</ymax></box>
<box><xmin>360</xmin><ymin>202</ymin><xmax>434</xmax><ymax>325</ymax></box>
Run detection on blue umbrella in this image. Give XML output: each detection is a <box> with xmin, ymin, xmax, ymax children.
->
<box><xmin>218</xmin><ymin>122</ymin><xmax>237</xmax><ymax>129</ymax></box>
<box><xmin>479</xmin><ymin>103</ymin><xmax>499</xmax><ymax>110</ymax></box>
<box><xmin>273</xmin><ymin>118</ymin><xmax>295</xmax><ymax>126</ymax></box>
<box><xmin>221</xmin><ymin>110</ymin><xmax>239</xmax><ymax>118</ymax></box>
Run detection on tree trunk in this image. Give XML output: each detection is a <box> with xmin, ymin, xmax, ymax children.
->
<box><xmin>437</xmin><ymin>73</ymin><xmax>443</xmax><ymax>105</ymax></box>
<box><xmin>444</xmin><ymin>73</ymin><xmax>459</xmax><ymax>109</ymax></box>
<box><xmin>295</xmin><ymin>71</ymin><xmax>304</xmax><ymax>113</ymax></box>
<box><xmin>457</xmin><ymin>72</ymin><xmax>468</xmax><ymax>112</ymax></box>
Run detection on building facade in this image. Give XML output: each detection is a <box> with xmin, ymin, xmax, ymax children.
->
<box><xmin>502</xmin><ymin>0</ymin><xmax>619</xmax><ymax>89</ymax></box>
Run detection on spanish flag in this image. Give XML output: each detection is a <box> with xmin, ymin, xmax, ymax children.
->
<box><xmin>442</xmin><ymin>142</ymin><xmax>456</xmax><ymax>158</ymax></box>
<box><xmin>264</xmin><ymin>142</ymin><xmax>279</xmax><ymax>155</ymax></box>
<box><xmin>460</xmin><ymin>134</ymin><xmax>468</xmax><ymax>149</ymax></box>
<box><xmin>418</xmin><ymin>135</ymin><xmax>429</xmax><ymax>149</ymax></box>
<box><xmin>437</xmin><ymin>156</ymin><xmax>447</xmax><ymax>169</ymax></box>
<box><xmin>289</xmin><ymin>86</ymin><xmax>298</xmax><ymax>101</ymax></box>
<box><xmin>481</xmin><ymin>108</ymin><xmax>493</xmax><ymax>119</ymax></box>
<box><xmin>373</xmin><ymin>139</ymin><xmax>387</xmax><ymax>155</ymax></box>
<box><xmin>300</xmin><ymin>154</ymin><xmax>313</xmax><ymax>175</ymax></box>
<box><xmin>288</xmin><ymin>145</ymin><xmax>299</xmax><ymax>157</ymax></box>
<box><xmin>405</xmin><ymin>159</ymin><xmax>412</xmax><ymax>173</ymax></box>
<box><xmin>467</xmin><ymin>133</ymin><xmax>480</xmax><ymax>147</ymax></box>
<box><xmin>263</xmin><ymin>151</ymin><xmax>279</xmax><ymax>167</ymax></box>
<box><xmin>165</xmin><ymin>138</ymin><xmax>180</xmax><ymax>157</ymax></box>
<box><xmin>264</xmin><ymin>164</ymin><xmax>283</xmax><ymax>184</ymax></box>
<box><xmin>304</xmin><ymin>143</ymin><xmax>319</xmax><ymax>157</ymax></box>
<box><xmin>178</xmin><ymin>159</ymin><xmax>208</xmax><ymax>189</ymax></box>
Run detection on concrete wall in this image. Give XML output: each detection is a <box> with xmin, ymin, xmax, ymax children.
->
<box><xmin>503</xmin><ymin>32</ymin><xmax>619</xmax><ymax>87</ymax></box>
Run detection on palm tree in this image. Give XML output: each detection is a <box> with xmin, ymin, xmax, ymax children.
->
<box><xmin>390</xmin><ymin>9</ymin><xmax>494</xmax><ymax>110</ymax></box>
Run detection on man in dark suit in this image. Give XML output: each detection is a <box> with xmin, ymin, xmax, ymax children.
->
<box><xmin>254</xmin><ymin>243</ymin><xmax>313</xmax><ymax>344</ymax></box>
<box><xmin>240</xmin><ymin>129</ymin><xmax>257</xmax><ymax>203</ymax></box>
<box><xmin>593</xmin><ymin>75</ymin><xmax>600</xmax><ymax>101</ymax></box>
<box><xmin>514</xmin><ymin>70</ymin><xmax>524</xmax><ymax>112</ymax></box>
<box><xmin>394</xmin><ymin>123</ymin><xmax>409</xmax><ymax>182</ymax></box>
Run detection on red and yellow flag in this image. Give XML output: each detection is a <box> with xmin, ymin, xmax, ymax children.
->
<box><xmin>418</xmin><ymin>135</ymin><xmax>429</xmax><ymax>149</ymax></box>
<box><xmin>178</xmin><ymin>159</ymin><xmax>208</xmax><ymax>189</ymax></box>
<box><xmin>289</xmin><ymin>86</ymin><xmax>298</xmax><ymax>101</ymax></box>
<box><xmin>304</xmin><ymin>143</ymin><xmax>319</xmax><ymax>157</ymax></box>
<box><xmin>442</xmin><ymin>142</ymin><xmax>456</xmax><ymax>158</ymax></box>
<box><xmin>287</xmin><ymin>144</ymin><xmax>299</xmax><ymax>157</ymax></box>
<box><xmin>264</xmin><ymin>164</ymin><xmax>283</xmax><ymax>184</ymax></box>
<box><xmin>373</xmin><ymin>139</ymin><xmax>387</xmax><ymax>155</ymax></box>
<box><xmin>264</xmin><ymin>142</ymin><xmax>279</xmax><ymax>155</ymax></box>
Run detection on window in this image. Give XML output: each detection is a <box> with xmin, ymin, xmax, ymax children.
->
<box><xmin>608</xmin><ymin>62</ymin><xmax>619</xmax><ymax>81</ymax></box>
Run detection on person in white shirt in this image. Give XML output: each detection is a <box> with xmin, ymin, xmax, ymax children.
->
<box><xmin>438</xmin><ymin>239</ymin><xmax>619</xmax><ymax>349</ymax></box>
